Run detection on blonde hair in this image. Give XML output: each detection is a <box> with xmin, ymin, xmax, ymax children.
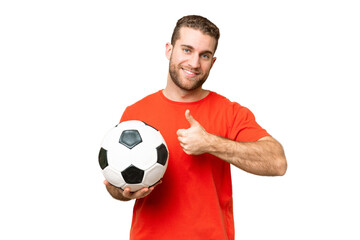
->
<box><xmin>171</xmin><ymin>15</ymin><xmax>220</xmax><ymax>52</ymax></box>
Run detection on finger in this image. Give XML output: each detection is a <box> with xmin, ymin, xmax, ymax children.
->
<box><xmin>132</xmin><ymin>187</ymin><xmax>150</xmax><ymax>199</ymax></box>
<box><xmin>123</xmin><ymin>182</ymin><xmax>162</xmax><ymax>199</ymax></box>
<box><xmin>146</xmin><ymin>180</ymin><xmax>162</xmax><ymax>193</ymax></box>
<box><xmin>178</xmin><ymin>134</ymin><xmax>185</xmax><ymax>142</ymax></box>
<box><xmin>177</xmin><ymin>129</ymin><xmax>186</xmax><ymax>137</ymax></box>
<box><xmin>155</xmin><ymin>180</ymin><xmax>163</xmax><ymax>186</ymax></box>
<box><xmin>185</xmin><ymin>109</ymin><xmax>199</xmax><ymax>126</ymax></box>
<box><xmin>183</xmin><ymin>150</ymin><xmax>191</xmax><ymax>155</ymax></box>
<box><xmin>122</xmin><ymin>187</ymin><xmax>132</xmax><ymax>198</ymax></box>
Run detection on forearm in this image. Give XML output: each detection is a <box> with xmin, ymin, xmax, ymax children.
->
<box><xmin>206</xmin><ymin>135</ymin><xmax>287</xmax><ymax>176</ymax></box>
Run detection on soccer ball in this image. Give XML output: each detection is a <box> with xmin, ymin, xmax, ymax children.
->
<box><xmin>99</xmin><ymin>120</ymin><xmax>169</xmax><ymax>192</ymax></box>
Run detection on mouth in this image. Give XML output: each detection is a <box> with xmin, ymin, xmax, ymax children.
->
<box><xmin>181</xmin><ymin>68</ymin><xmax>200</xmax><ymax>78</ymax></box>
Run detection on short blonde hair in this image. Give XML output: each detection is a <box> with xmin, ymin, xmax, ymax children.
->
<box><xmin>171</xmin><ymin>15</ymin><xmax>220</xmax><ymax>52</ymax></box>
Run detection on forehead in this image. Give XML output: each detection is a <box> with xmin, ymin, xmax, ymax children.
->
<box><xmin>175</xmin><ymin>27</ymin><xmax>217</xmax><ymax>53</ymax></box>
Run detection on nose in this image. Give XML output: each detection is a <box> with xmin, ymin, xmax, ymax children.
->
<box><xmin>188</xmin><ymin>54</ymin><xmax>200</xmax><ymax>69</ymax></box>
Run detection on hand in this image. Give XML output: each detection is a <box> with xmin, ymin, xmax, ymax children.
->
<box><xmin>104</xmin><ymin>180</ymin><xmax>161</xmax><ymax>201</ymax></box>
<box><xmin>176</xmin><ymin>109</ymin><xmax>211</xmax><ymax>155</ymax></box>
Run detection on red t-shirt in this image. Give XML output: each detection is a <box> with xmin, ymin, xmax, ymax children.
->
<box><xmin>120</xmin><ymin>90</ymin><xmax>269</xmax><ymax>240</ymax></box>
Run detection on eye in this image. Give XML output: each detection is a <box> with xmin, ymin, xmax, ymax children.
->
<box><xmin>183</xmin><ymin>48</ymin><xmax>191</xmax><ymax>54</ymax></box>
<box><xmin>201</xmin><ymin>54</ymin><xmax>210</xmax><ymax>59</ymax></box>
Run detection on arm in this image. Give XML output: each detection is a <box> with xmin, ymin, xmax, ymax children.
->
<box><xmin>177</xmin><ymin>110</ymin><xmax>287</xmax><ymax>176</ymax></box>
<box><xmin>206</xmin><ymin>135</ymin><xmax>287</xmax><ymax>176</ymax></box>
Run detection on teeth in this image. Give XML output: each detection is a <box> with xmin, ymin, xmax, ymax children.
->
<box><xmin>183</xmin><ymin>69</ymin><xmax>197</xmax><ymax>75</ymax></box>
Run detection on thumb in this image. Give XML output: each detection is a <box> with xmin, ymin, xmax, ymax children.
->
<box><xmin>185</xmin><ymin>109</ymin><xmax>199</xmax><ymax>127</ymax></box>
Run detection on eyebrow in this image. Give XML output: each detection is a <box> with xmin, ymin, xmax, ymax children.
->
<box><xmin>181</xmin><ymin>44</ymin><xmax>214</xmax><ymax>56</ymax></box>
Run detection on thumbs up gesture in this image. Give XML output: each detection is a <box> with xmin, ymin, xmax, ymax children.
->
<box><xmin>177</xmin><ymin>110</ymin><xmax>211</xmax><ymax>155</ymax></box>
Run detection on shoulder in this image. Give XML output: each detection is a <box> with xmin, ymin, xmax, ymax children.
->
<box><xmin>208</xmin><ymin>91</ymin><xmax>249</xmax><ymax>113</ymax></box>
<box><xmin>207</xmin><ymin>91</ymin><xmax>259</xmax><ymax>128</ymax></box>
<box><xmin>128</xmin><ymin>90</ymin><xmax>162</xmax><ymax>108</ymax></box>
<box><xmin>207</xmin><ymin>92</ymin><xmax>269</xmax><ymax>141</ymax></box>
<box><xmin>124</xmin><ymin>90</ymin><xmax>165</xmax><ymax>114</ymax></box>
<box><xmin>120</xmin><ymin>90</ymin><xmax>162</xmax><ymax>122</ymax></box>
<box><xmin>205</xmin><ymin>91</ymin><xmax>254</xmax><ymax>123</ymax></box>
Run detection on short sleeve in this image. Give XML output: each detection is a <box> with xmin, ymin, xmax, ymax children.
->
<box><xmin>229</xmin><ymin>103</ymin><xmax>270</xmax><ymax>142</ymax></box>
<box><xmin>120</xmin><ymin>107</ymin><xmax>130</xmax><ymax>123</ymax></box>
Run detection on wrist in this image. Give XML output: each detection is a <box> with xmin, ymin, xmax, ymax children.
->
<box><xmin>205</xmin><ymin>133</ymin><xmax>223</xmax><ymax>154</ymax></box>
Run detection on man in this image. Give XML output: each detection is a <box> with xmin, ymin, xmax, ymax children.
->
<box><xmin>104</xmin><ymin>15</ymin><xmax>287</xmax><ymax>240</ymax></box>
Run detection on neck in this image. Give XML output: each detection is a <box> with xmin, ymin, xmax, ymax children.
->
<box><xmin>163</xmin><ymin>76</ymin><xmax>209</xmax><ymax>102</ymax></box>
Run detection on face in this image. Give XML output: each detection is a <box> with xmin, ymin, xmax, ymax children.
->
<box><xmin>166</xmin><ymin>27</ymin><xmax>217</xmax><ymax>91</ymax></box>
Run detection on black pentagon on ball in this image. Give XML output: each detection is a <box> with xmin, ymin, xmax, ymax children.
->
<box><xmin>156</xmin><ymin>143</ymin><xmax>168</xmax><ymax>166</ymax></box>
<box><xmin>119</xmin><ymin>129</ymin><xmax>142</xmax><ymax>149</ymax></box>
<box><xmin>121</xmin><ymin>165</ymin><xmax>145</xmax><ymax>184</ymax></box>
<box><xmin>98</xmin><ymin>147</ymin><xmax>108</xmax><ymax>170</ymax></box>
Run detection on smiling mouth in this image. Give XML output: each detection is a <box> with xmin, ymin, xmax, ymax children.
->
<box><xmin>182</xmin><ymin>68</ymin><xmax>200</xmax><ymax>77</ymax></box>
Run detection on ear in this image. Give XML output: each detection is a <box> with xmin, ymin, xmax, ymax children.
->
<box><xmin>165</xmin><ymin>42</ymin><xmax>173</xmax><ymax>60</ymax></box>
<box><xmin>210</xmin><ymin>57</ymin><xmax>217</xmax><ymax>69</ymax></box>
